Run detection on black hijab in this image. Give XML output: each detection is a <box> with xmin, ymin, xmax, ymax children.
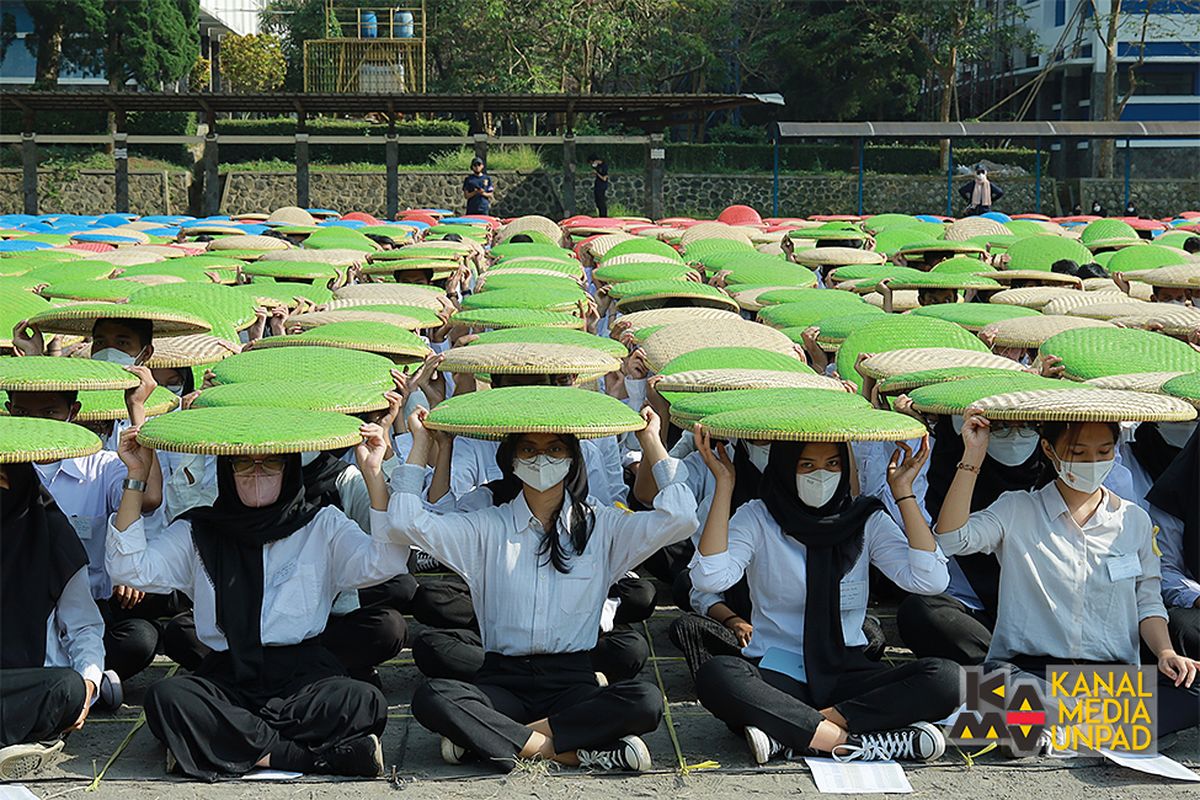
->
<box><xmin>759</xmin><ymin>441</ymin><xmax>883</xmax><ymax>705</ymax></box>
<box><xmin>924</xmin><ymin>415</ymin><xmax>1044</xmax><ymax>612</ymax></box>
<box><xmin>1129</xmin><ymin>422</ymin><xmax>1180</xmax><ymax>485</ymax></box>
<box><xmin>301</xmin><ymin>450</ymin><xmax>351</xmax><ymax>510</ymax></box>
<box><xmin>1146</xmin><ymin>425</ymin><xmax>1200</xmax><ymax>584</ymax></box>
<box><xmin>182</xmin><ymin>455</ymin><xmax>320</xmax><ymax>683</ymax></box>
<box><xmin>730</xmin><ymin>440</ymin><xmax>766</xmax><ymax>511</ymax></box>
<box><xmin>1</xmin><ymin>462</ymin><xmax>88</xmax><ymax>669</ymax></box>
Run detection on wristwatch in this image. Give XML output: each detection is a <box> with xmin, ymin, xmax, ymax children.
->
<box><xmin>122</xmin><ymin>478</ymin><xmax>147</xmax><ymax>493</ymax></box>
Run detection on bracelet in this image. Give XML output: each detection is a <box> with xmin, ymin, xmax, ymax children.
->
<box><xmin>894</xmin><ymin>494</ymin><xmax>917</xmax><ymax>504</ymax></box>
<box><xmin>122</xmin><ymin>478</ymin><xmax>147</xmax><ymax>493</ymax></box>
<box><xmin>956</xmin><ymin>461</ymin><xmax>981</xmax><ymax>474</ymax></box>
<box><xmin>717</xmin><ymin>613</ymin><xmax>741</xmax><ymax>627</ymax></box>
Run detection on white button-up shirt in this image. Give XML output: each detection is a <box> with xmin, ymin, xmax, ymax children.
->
<box><xmin>936</xmin><ymin>483</ymin><xmax>1167</xmax><ymax>664</ymax></box>
<box><xmin>105</xmin><ymin>507</ymin><xmax>412</xmax><ymax>653</ymax></box>
<box><xmin>692</xmin><ymin>501</ymin><xmax>949</xmax><ymax>660</ymax></box>
<box><xmin>376</xmin><ymin>459</ymin><xmax>697</xmax><ymax>656</ymax></box>
<box><xmin>42</xmin><ymin>566</ymin><xmax>105</xmax><ymax>689</ymax></box>
<box><xmin>35</xmin><ymin>453</ymin><xmax>126</xmax><ymax>600</ymax></box>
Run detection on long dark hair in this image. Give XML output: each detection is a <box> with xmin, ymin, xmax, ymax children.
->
<box><xmin>488</xmin><ymin>433</ymin><xmax>595</xmax><ymax>574</ymax></box>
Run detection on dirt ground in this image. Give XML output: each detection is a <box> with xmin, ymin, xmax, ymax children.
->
<box><xmin>14</xmin><ymin>608</ymin><xmax>1199</xmax><ymax>800</ymax></box>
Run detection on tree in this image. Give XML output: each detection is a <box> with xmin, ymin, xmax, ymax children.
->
<box><xmin>262</xmin><ymin>0</ymin><xmax>340</xmax><ymax>90</ymax></box>
<box><xmin>21</xmin><ymin>0</ymin><xmax>104</xmax><ymax>87</ymax></box>
<box><xmin>220</xmin><ymin>33</ymin><xmax>287</xmax><ymax>93</ymax></box>
<box><xmin>103</xmin><ymin>0</ymin><xmax>199</xmax><ymax>90</ymax></box>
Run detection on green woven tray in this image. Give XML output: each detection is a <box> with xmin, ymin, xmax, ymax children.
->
<box><xmin>909</xmin><ymin>373</ymin><xmax>1076</xmax><ymax>416</ymax></box>
<box><xmin>722</xmin><ymin>265</ymin><xmax>819</xmax><ymax>290</ymax></box>
<box><xmin>758</xmin><ymin>295</ymin><xmax>876</xmax><ymax>329</ymax></box>
<box><xmin>27</xmin><ymin>302</ymin><xmax>212</xmax><ymax>337</ymax></box>
<box><xmin>0</xmin><ymin>355</ymin><xmax>140</xmax><ymax>392</ymax></box>
<box><xmin>192</xmin><ymin>380</ymin><xmax>390</xmax><ymax>414</ymax></box>
<box><xmin>0</xmin><ymin>416</ymin><xmax>102</xmax><ymax>463</ymax></box>
<box><xmin>659</xmin><ymin>346</ymin><xmax>812</xmax><ymax>376</ymax></box>
<box><xmin>1106</xmin><ymin>244</ymin><xmax>1190</xmax><ymax>273</ymax></box>
<box><xmin>593</xmin><ymin>262</ymin><xmax>698</xmax><ymax>285</ymax></box>
<box><xmin>1081</xmin><ymin>219</ymin><xmax>1139</xmax><ymax>248</ymax></box>
<box><xmin>929</xmin><ymin>255</ymin><xmax>992</xmax><ymax>275</ymax></box>
<box><xmin>608</xmin><ymin>279</ymin><xmax>737</xmax><ymax>311</ymax></box>
<box><xmin>877</xmin><ymin>365</ymin><xmax>1035</xmax><ymax>395</ymax></box>
<box><xmin>1</xmin><ymin>290</ymin><xmax>54</xmax><ymax>347</ymax></box>
<box><xmin>438</xmin><ymin>342</ymin><xmax>619</xmax><ymax>376</ymax></box>
<box><xmin>131</xmin><ymin>283</ymin><xmax>259</xmax><ymax>332</ymax></box>
<box><xmin>29</xmin><ymin>262</ymin><xmax>118</xmax><ymax>284</ymax></box>
<box><xmin>211</xmin><ymin>345</ymin><xmax>396</xmax><ymax>387</ymax></box>
<box><xmin>664</xmin><ymin>386</ymin><xmax>869</xmax><ymax>425</ymax></box>
<box><xmin>827</xmin><ymin>266</ymin><xmax>926</xmax><ymax>291</ymax></box>
<box><xmin>138</xmin><ymin>406</ymin><xmax>364</xmax><ymax>455</ymax></box>
<box><xmin>26</xmin><ymin>385</ymin><xmax>178</xmax><ymax>422</ymax></box>
<box><xmin>489</xmin><ymin>243</ymin><xmax>575</xmax><ymax>261</ymax></box>
<box><xmin>1004</xmin><ymin>235</ymin><xmax>1093</xmax><ymax>271</ymax></box>
<box><xmin>858</xmin><ymin>348</ymin><xmax>1026</xmax><ymax>381</ymax></box>
<box><xmin>302</xmin><ymin>229</ymin><xmax>379</xmax><ymax>253</ymax></box>
<box><xmin>862</xmin><ymin>214</ymin><xmax>921</xmax><ymax>234</ymax></box>
<box><xmin>1163</xmin><ymin>372</ymin><xmax>1200</xmax><ymax>408</ymax></box>
<box><xmin>41</xmin><ymin>280</ymin><xmax>147</xmax><ymax>303</ymax></box>
<box><xmin>873</xmin><ymin>226</ymin><xmax>939</xmax><ymax>256</ymax></box>
<box><xmin>468</xmin><ymin>327</ymin><xmax>627</xmax><ymax>358</ymax></box>
<box><xmin>231</xmin><ymin>281</ymin><xmax>334</xmax><ymax>308</ymax></box>
<box><xmin>909</xmin><ymin>302</ymin><xmax>1041</xmax><ymax>331</ymax></box>
<box><xmin>377</xmin><ymin>243</ymin><xmax>467</xmax><ymax>261</ymax></box>
<box><xmin>489</xmin><ymin>258</ymin><xmax>584</xmax><ymax>278</ymax></box>
<box><xmin>476</xmin><ymin>271</ymin><xmax>581</xmax><ymax>293</ymax></box>
<box><xmin>973</xmin><ymin>387</ymin><xmax>1196</xmax><ymax>423</ymax></box>
<box><xmin>598</xmin><ymin>238</ymin><xmax>682</xmax><ymax>263</ymax></box>
<box><xmin>460</xmin><ymin>286</ymin><xmax>585</xmax><ymax>312</ymax></box>
<box><xmin>316</xmin><ymin>302</ymin><xmax>442</xmax><ymax>328</ymax></box>
<box><xmin>1040</xmin><ymin>327</ymin><xmax>1200</xmax><ymax>381</ymax></box>
<box><xmin>836</xmin><ymin>315</ymin><xmax>989</xmax><ymax>390</ymax></box>
<box><xmin>451</xmin><ymin>307</ymin><xmax>585</xmax><ymax>330</ymax></box>
<box><xmin>241</xmin><ymin>261</ymin><xmax>342</xmax><ymax>281</ymax></box>
<box><xmin>887</xmin><ymin>273</ymin><xmax>1001</xmax><ymax>291</ymax></box>
<box><xmin>424</xmin><ymin>385</ymin><xmax>645</xmax><ymax>440</ymax></box>
<box><xmin>700</xmin><ymin>404</ymin><xmax>926</xmax><ymax>443</ymax></box>
<box><xmin>252</xmin><ymin>321</ymin><xmax>431</xmax><ymax>362</ymax></box>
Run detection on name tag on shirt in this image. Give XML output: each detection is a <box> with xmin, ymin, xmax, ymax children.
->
<box><xmin>68</xmin><ymin>515</ymin><xmax>94</xmax><ymax>541</ymax></box>
<box><xmin>840</xmin><ymin>580</ymin><xmax>868</xmax><ymax>610</ymax></box>
<box><xmin>760</xmin><ymin>646</ymin><xmax>807</xmax><ymax>684</ymax></box>
<box><xmin>1106</xmin><ymin>553</ymin><xmax>1142</xmax><ymax>582</ymax></box>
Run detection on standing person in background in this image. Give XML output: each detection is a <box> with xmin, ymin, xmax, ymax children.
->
<box><xmin>463</xmin><ymin>158</ymin><xmax>494</xmax><ymax>217</ymax></box>
<box><xmin>959</xmin><ymin>166</ymin><xmax>1003</xmax><ymax>216</ymax></box>
<box><xmin>588</xmin><ymin>155</ymin><xmax>609</xmax><ymax>218</ymax></box>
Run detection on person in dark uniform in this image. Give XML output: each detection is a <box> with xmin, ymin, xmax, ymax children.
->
<box><xmin>588</xmin><ymin>155</ymin><xmax>609</xmax><ymax>217</ymax></box>
<box><xmin>463</xmin><ymin>158</ymin><xmax>494</xmax><ymax>216</ymax></box>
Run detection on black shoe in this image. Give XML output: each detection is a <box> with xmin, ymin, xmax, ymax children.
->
<box><xmin>576</xmin><ymin>735</ymin><xmax>652</xmax><ymax>772</ymax></box>
<box><xmin>412</xmin><ymin>550</ymin><xmax>442</xmax><ymax>573</ymax></box>
<box><xmin>0</xmin><ymin>740</ymin><xmax>63</xmax><ymax>780</ymax></box>
<box><xmin>349</xmin><ymin>667</ymin><xmax>383</xmax><ymax>692</ymax></box>
<box><xmin>745</xmin><ymin>726</ymin><xmax>791</xmax><ymax>765</ymax></box>
<box><xmin>832</xmin><ymin>722</ymin><xmax>946</xmax><ymax>763</ymax></box>
<box><xmin>313</xmin><ymin>734</ymin><xmax>384</xmax><ymax>777</ymax></box>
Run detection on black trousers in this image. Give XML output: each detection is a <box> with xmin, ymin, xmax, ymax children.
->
<box><xmin>0</xmin><ymin>668</ymin><xmax>86</xmax><ymax>746</ymax></box>
<box><xmin>99</xmin><ymin>597</ymin><xmax>162</xmax><ymax>680</ymax></box>
<box><xmin>143</xmin><ymin>643</ymin><xmax>386</xmax><ymax>781</ymax></box>
<box><xmin>896</xmin><ymin>592</ymin><xmax>995</xmax><ymax>666</ymax></box>
<box><xmin>411</xmin><ymin>651</ymin><xmax>662</xmax><ymax>772</ymax></box>
<box><xmin>669</xmin><ymin>613</ymin><xmax>743</xmax><ymax>680</ymax></box>
<box><xmin>162</xmin><ymin>578</ymin><xmax>413</xmax><ymax>674</ymax></box>
<box><xmin>695</xmin><ymin>654</ymin><xmax>961</xmax><ymax>752</ymax></box>
<box><xmin>594</xmin><ymin>189</ymin><xmax>608</xmax><ymax>218</ymax></box>
<box><xmin>991</xmin><ymin>655</ymin><xmax>1200</xmax><ymax>739</ymax></box>
<box><xmin>411</xmin><ymin>626</ymin><xmax>650</xmax><ymax>683</ymax></box>
<box><xmin>1168</xmin><ymin>607</ymin><xmax>1200</xmax><ymax>659</ymax></box>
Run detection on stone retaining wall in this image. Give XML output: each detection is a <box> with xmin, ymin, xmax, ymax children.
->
<box><xmin>6</xmin><ymin>169</ymin><xmax>1195</xmax><ymax>218</ymax></box>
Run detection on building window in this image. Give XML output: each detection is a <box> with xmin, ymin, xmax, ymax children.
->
<box><xmin>1119</xmin><ymin>67</ymin><xmax>1196</xmax><ymax>96</ymax></box>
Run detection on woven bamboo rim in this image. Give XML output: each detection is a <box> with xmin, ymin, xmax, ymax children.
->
<box><xmin>792</xmin><ymin>247</ymin><xmax>885</xmax><ymax>267</ymax></box>
<box><xmin>583</xmin><ymin>233</ymin><xmax>635</xmax><ymax>260</ymax></box>
<box><xmin>316</xmin><ymin>299</ymin><xmax>441</xmax><ymax>325</ymax></box>
<box><xmin>252</xmin><ymin>327</ymin><xmax>430</xmax><ymax>360</ymax></box>
<box><xmin>1064</xmin><ymin>300</ymin><xmax>1152</xmax><ymax>320</ymax></box>
<box><xmin>858</xmin><ymin>348</ymin><xmax>1026</xmax><ymax>380</ymax></box>
<box><xmin>258</xmin><ymin>249</ymin><xmax>369</xmax><ymax>268</ymax></box>
<box><xmin>1127</xmin><ymin>263</ymin><xmax>1200</xmax><ymax>288</ymax></box>
<box><xmin>980</xmin><ymin>270</ymin><xmax>1082</xmax><ymax>287</ymax></box>
<box><xmin>0</xmin><ymin>417</ymin><xmax>102</xmax><ymax>463</ymax></box>
<box><xmin>140</xmin><ymin>334</ymin><xmax>240</xmax><ymax>368</ymax></box>
<box><xmin>944</xmin><ymin>217</ymin><xmax>1010</xmax><ymax>241</ymax></box>
<box><xmin>729</xmin><ymin>285</ymin><xmax>797</xmax><ymax>312</ymax></box>
<box><xmin>641</xmin><ymin>319</ymin><xmax>797</xmax><ymax>371</ymax></box>
<box><xmin>332</xmin><ymin>283</ymin><xmax>444</xmax><ymax>308</ymax></box>
<box><xmin>876</xmin><ymin>366</ymin><xmax>1026</xmax><ymax>394</ymax></box>
<box><xmin>1108</xmin><ymin>306</ymin><xmax>1200</xmax><ymax>336</ymax></box>
<box><xmin>360</xmin><ymin>259</ymin><xmax>460</xmax><ymax>277</ymax></box>
<box><xmin>208</xmin><ymin>235</ymin><xmax>292</xmax><ymax>252</ymax></box>
<box><xmin>497</xmin><ymin>216</ymin><xmax>565</xmax><ymax>244</ymax></box>
<box><xmin>478</xmin><ymin>267</ymin><xmax>582</xmax><ymax>287</ymax></box>
<box><xmin>666</xmin><ymin>386</ymin><xmax>869</xmax><ymax>425</ymax></box>
<box><xmin>614</xmin><ymin>290</ymin><xmax>739</xmax><ymax>314</ymax></box>
<box><xmin>423</xmin><ymin>385</ymin><xmax>645</xmax><ymax>440</ymax></box>
<box><xmin>1041</xmin><ymin>292</ymin><xmax>1129</xmax><ymax>315</ymax></box>
<box><xmin>1084</xmin><ymin>371</ymin><xmax>1186</xmax><ymax>393</ymax></box>
<box><xmin>896</xmin><ymin>242</ymin><xmax>987</xmax><ymax>258</ymax></box>
<box><xmin>680</xmin><ymin>223</ymin><xmax>752</xmax><ymax>248</ymax></box>
<box><xmin>74</xmin><ymin>227</ymin><xmax>151</xmax><ymax>245</ymax></box>
<box><xmin>451</xmin><ymin>308</ymin><xmax>585</xmax><ymax>330</ymax></box>
<box><xmin>181</xmin><ymin>224</ymin><xmax>246</xmax><ymax>236</ymax></box>
<box><xmin>654</xmin><ymin>369</ymin><xmax>845</xmax><ymax>393</ymax></box>
<box><xmin>438</xmin><ymin>342</ymin><xmax>619</xmax><ymax>375</ymax></box>
<box><xmin>60</xmin><ymin>388</ymin><xmax>179</xmax><ymax>422</ymax></box>
<box><xmin>971</xmin><ymin>387</ymin><xmax>1197</xmax><ymax>422</ymax></box>
<box><xmin>887</xmin><ymin>275</ymin><xmax>1001</xmax><ymax>291</ymax></box>
<box><xmin>700</xmin><ymin>405</ymin><xmax>927</xmax><ymax>443</ymax></box>
<box><xmin>609</xmin><ymin>306</ymin><xmax>740</xmax><ymax>338</ymax></box>
<box><xmin>989</xmin><ymin>286</ymin><xmax>1082</xmax><ymax>310</ymax></box>
<box><xmin>137</xmin><ymin>407</ymin><xmax>364</xmax><ymax>455</ymax></box>
<box><xmin>0</xmin><ymin>356</ymin><xmax>140</xmax><ymax>391</ymax></box>
<box><xmin>1085</xmin><ymin>280</ymin><xmax>1154</xmax><ymax>301</ymax></box>
<box><xmin>1085</xmin><ymin>237</ymin><xmax>1144</xmax><ymax>252</ymax></box>
<box><xmin>28</xmin><ymin>303</ymin><xmax>212</xmax><ymax>336</ymax></box>
<box><xmin>265</xmin><ymin>206</ymin><xmax>317</xmax><ymax>227</ymax></box>
<box><xmin>80</xmin><ymin>250</ymin><xmax>164</xmax><ymax>266</ymax></box>
<box><xmin>241</xmin><ymin>263</ymin><xmax>341</xmax><ymax>281</ymax></box>
<box><xmin>122</xmin><ymin>274</ymin><xmax>189</xmax><ymax>287</ymax></box>
<box><xmin>597</xmin><ymin>253</ymin><xmax>682</xmax><ymax>268</ymax></box>
<box><xmin>863</xmin><ymin>290</ymin><xmax>921</xmax><ymax>311</ymax></box>
<box><xmin>287</xmin><ymin>309</ymin><xmax>424</xmax><ymax>331</ymax></box>
<box><xmin>981</xmin><ymin>314</ymin><xmax>1115</xmax><ymax>348</ymax></box>
<box><xmin>192</xmin><ymin>381</ymin><xmax>390</xmax><ymax>415</ymax></box>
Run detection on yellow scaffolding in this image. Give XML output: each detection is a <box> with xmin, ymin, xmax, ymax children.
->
<box><xmin>303</xmin><ymin>2</ymin><xmax>427</xmax><ymax>93</ymax></box>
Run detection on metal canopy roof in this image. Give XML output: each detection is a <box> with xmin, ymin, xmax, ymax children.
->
<box><xmin>0</xmin><ymin>91</ymin><xmax>768</xmax><ymax>122</ymax></box>
<box><xmin>774</xmin><ymin>121</ymin><xmax>1199</xmax><ymax>138</ymax></box>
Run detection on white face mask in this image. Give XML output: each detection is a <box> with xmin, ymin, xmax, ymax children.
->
<box><xmin>164</xmin><ymin>382</ymin><xmax>185</xmax><ymax>397</ymax></box>
<box><xmin>234</xmin><ymin>471</ymin><xmax>284</xmax><ymax>507</ymax></box>
<box><xmin>1160</xmin><ymin>298</ymin><xmax>1189</xmax><ymax>307</ymax></box>
<box><xmin>1158</xmin><ymin>421</ymin><xmax>1197</xmax><ymax>449</ymax></box>
<box><xmin>92</xmin><ymin>347</ymin><xmax>142</xmax><ymax>366</ymax></box>
<box><xmin>1052</xmin><ymin>455</ymin><xmax>1115</xmax><ymax>494</ymax></box>
<box><xmin>986</xmin><ymin>427</ymin><xmax>1041</xmax><ymax>467</ymax></box>
<box><xmin>513</xmin><ymin>455</ymin><xmax>571</xmax><ymax>493</ymax></box>
<box><xmin>951</xmin><ymin>414</ymin><xmax>965</xmax><ymax>435</ymax></box>
<box><xmin>744</xmin><ymin>442</ymin><xmax>770</xmax><ymax>472</ymax></box>
<box><xmin>796</xmin><ymin>469</ymin><xmax>841</xmax><ymax>508</ymax></box>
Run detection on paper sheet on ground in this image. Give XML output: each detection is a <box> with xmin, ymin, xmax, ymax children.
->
<box><xmin>804</xmin><ymin>757</ymin><xmax>913</xmax><ymax>794</ymax></box>
<box><xmin>242</xmin><ymin>768</ymin><xmax>304</xmax><ymax>780</ymax></box>
<box><xmin>0</xmin><ymin>785</ymin><xmax>40</xmax><ymax>800</ymax></box>
<box><xmin>1099</xmin><ymin>750</ymin><xmax>1200</xmax><ymax>782</ymax></box>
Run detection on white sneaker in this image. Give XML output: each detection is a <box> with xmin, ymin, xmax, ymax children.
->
<box><xmin>440</xmin><ymin>736</ymin><xmax>468</xmax><ymax>765</ymax></box>
<box><xmin>745</xmin><ymin>725</ymin><xmax>791</xmax><ymax>765</ymax></box>
<box><xmin>833</xmin><ymin>721</ymin><xmax>946</xmax><ymax>763</ymax></box>
<box><xmin>99</xmin><ymin>669</ymin><xmax>123</xmax><ymax>710</ymax></box>
<box><xmin>0</xmin><ymin>740</ymin><xmax>64</xmax><ymax>780</ymax></box>
<box><xmin>576</xmin><ymin>735</ymin><xmax>652</xmax><ymax>772</ymax></box>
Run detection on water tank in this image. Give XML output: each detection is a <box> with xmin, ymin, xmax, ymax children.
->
<box><xmin>360</xmin><ymin>11</ymin><xmax>377</xmax><ymax>38</ymax></box>
<box><xmin>395</xmin><ymin>10</ymin><xmax>414</xmax><ymax>38</ymax></box>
